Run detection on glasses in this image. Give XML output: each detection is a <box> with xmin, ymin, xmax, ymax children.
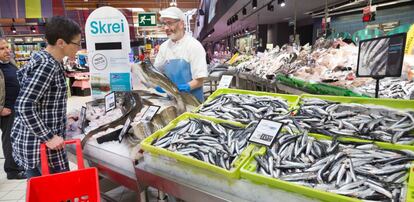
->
<box><xmin>161</xmin><ymin>20</ymin><xmax>180</xmax><ymax>27</ymax></box>
<box><xmin>69</xmin><ymin>41</ymin><xmax>81</xmax><ymax>47</ymax></box>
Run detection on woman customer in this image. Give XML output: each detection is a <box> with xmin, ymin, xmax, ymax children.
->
<box><xmin>11</xmin><ymin>16</ymin><xmax>81</xmax><ymax>179</ymax></box>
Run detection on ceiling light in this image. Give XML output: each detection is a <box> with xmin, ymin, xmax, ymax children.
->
<box><xmin>31</xmin><ymin>26</ymin><xmax>36</xmax><ymax>33</ymax></box>
<box><xmin>242</xmin><ymin>7</ymin><xmax>247</xmax><ymax>15</ymax></box>
<box><xmin>129</xmin><ymin>8</ymin><xmax>145</xmax><ymax>12</ymax></box>
<box><xmin>278</xmin><ymin>0</ymin><xmax>286</xmax><ymax>7</ymax></box>
<box><xmin>252</xmin><ymin>0</ymin><xmax>257</xmax><ymax>9</ymax></box>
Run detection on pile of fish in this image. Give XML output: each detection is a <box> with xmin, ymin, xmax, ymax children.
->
<box><xmin>151</xmin><ymin>118</ymin><xmax>254</xmax><ymax>170</ymax></box>
<box><xmin>295</xmin><ymin>98</ymin><xmax>414</xmax><ymax>143</ymax></box>
<box><xmin>254</xmin><ymin>132</ymin><xmax>412</xmax><ymax>201</ymax></box>
<box><xmin>197</xmin><ymin>94</ymin><xmax>290</xmax><ymax>124</ymax></box>
<box><xmin>355</xmin><ymin>78</ymin><xmax>414</xmax><ymax>99</ymax></box>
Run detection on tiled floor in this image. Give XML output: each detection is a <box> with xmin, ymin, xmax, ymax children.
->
<box><xmin>0</xmin><ymin>159</ymin><xmax>26</xmax><ymax>202</ymax></box>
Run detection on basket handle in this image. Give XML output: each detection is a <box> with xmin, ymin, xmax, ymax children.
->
<box><xmin>40</xmin><ymin>139</ymin><xmax>85</xmax><ymax>176</ymax></box>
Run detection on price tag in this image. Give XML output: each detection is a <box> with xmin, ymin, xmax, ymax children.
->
<box><xmin>141</xmin><ymin>105</ymin><xmax>160</xmax><ymax>121</ymax></box>
<box><xmin>217</xmin><ymin>75</ymin><xmax>234</xmax><ymax>89</ymax></box>
<box><xmin>118</xmin><ymin>118</ymin><xmax>132</xmax><ymax>143</ymax></box>
<box><xmin>248</xmin><ymin>119</ymin><xmax>283</xmax><ymax>147</ymax></box>
<box><xmin>79</xmin><ymin>106</ymin><xmax>87</xmax><ymax>133</ymax></box>
<box><xmin>104</xmin><ymin>92</ymin><xmax>116</xmax><ymax>112</ymax></box>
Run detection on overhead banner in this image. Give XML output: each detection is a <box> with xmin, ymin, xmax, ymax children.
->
<box><xmin>85</xmin><ymin>6</ymin><xmax>132</xmax><ymax>99</ymax></box>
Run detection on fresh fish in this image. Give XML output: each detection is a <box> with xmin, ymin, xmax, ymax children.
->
<box><xmin>197</xmin><ymin>94</ymin><xmax>290</xmax><ymax>124</ymax></box>
<box><xmin>254</xmin><ymin>132</ymin><xmax>411</xmax><ymax>201</ymax></box>
<box><xmin>151</xmin><ymin>118</ymin><xmax>253</xmax><ymax>170</ymax></box>
<box><xmin>296</xmin><ymin>98</ymin><xmax>414</xmax><ymax>143</ymax></box>
<box><xmin>139</xmin><ymin>60</ymin><xmax>200</xmax><ymax>114</ymax></box>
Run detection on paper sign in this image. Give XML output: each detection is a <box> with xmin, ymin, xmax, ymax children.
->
<box><xmin>79</xmin><ymin>106</ymin><xmax>87</xmax><ymax>132</ymax></box>
<box><xmin>118</xmin><ymin>118</ymin><xmax>131</xmax><ymax>143</ymax></box>
<box><xmin>217</xmin><ymin>75</ymin><xmax>234</xmax><ymax>89</ymax></box>
<box><xmin>248</xmin><ymin>119</ymin><xmax>283</xmax><ymax>147</ymax></box>
<box><xmin>141</xmin><ymin>105</ymin><xmax>160</xmax><ymax>121</ymax></box>
<box><xmin>105</xmin><ymin>92</ymin><xmax>116</xmax><ymax>112</ymax></box>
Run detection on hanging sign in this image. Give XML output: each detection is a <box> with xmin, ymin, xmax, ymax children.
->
<box><xmin>85</xmin><ymin>6</ymin><xmax>132</xmax><ymax>99</ymax></box>
<box><xmin>138</xmin><ymin>13</ymin><xmax>157</xmax><ymax>27</ymax></box>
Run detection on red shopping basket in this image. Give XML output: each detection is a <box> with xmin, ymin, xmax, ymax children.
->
<box><xmin>27</xmin><ymin>139</ymin><xmax>100</xmax><ymax>202</ymax></box>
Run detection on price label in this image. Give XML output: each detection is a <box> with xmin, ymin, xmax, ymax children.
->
<box><xmin>118</xmin><ymin>118</ymin><xmax>132</xmax><ymax>143</ymax></box>
<box><xmin>248</xmin><ymin>119</ymin><xmax>283</xmax><ymax>147</ymax></box>
<box><xmin>104</xmin><ymin>92</ymin><xmax>116</xmax><ymax>112</ymax></box>
<box><xmin>79</xmin><ymin>106</ymin><xmax>87</xmax><ymax>132</ymax></box>
<box><xmin>217</xmin><ymin>75</ymin><xmax>234</xmax><ymax>89</ymax></box>
<box><xmin>141</xmin><ymin>105</ymin><xmax>160</xmax><ymax>121</ymax></box>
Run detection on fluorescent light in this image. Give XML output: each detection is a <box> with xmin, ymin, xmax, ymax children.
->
<box><xmin>129</xmin><ymin>8</ymin><xmax>145</xmax><ymax>12</ymax></box>
<box><xmin>252</xmin><ymin>0</ymin><xmax>257</xmax><ymax>9</ymax></box>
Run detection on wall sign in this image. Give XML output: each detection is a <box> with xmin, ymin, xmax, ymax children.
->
<box><xmin>138</xmin><ymin>13</ymin><xmax>157</xmax><ymax>27</ymax></box>
<box><xmin>85</xmin><ymin>6</ymin><xmax>132</xmax><ymax>99</ymax></box>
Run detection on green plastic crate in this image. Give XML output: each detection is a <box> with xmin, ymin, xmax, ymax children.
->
<box><xmin>297</xmin><ymin>94</ymin><xmax>414</xmax><ymax>146</ymax></box>
<box><xmin>300</xmin><ymin>94</ymin><xmax>414</xmax><ymax>111</ymax></box>
<box><xmin>198</xmin><ymin>88</ymin><xmax>301</xmax><ymax>113</ymax></box>
<box><xmin>241</xmin><ymin>133</ymin><xmax>414</xmax><ymax>202</ymax></box>
<box><xmin>140</xmin><ymin>112</ymin><xmax>256</xmax><ymax>179</ymax></box>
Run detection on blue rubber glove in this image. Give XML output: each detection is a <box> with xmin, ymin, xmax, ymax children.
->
<box><xmin>155</xmin><ymin>86</ymin><xmax>166</xmax><ymax>93</ymax></box>
<box><xmin>177</xmin><ymin>83</ymin><xmax>191</xmax><ymax>93</ymax></box>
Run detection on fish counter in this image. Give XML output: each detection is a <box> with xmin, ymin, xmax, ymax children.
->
<box><xmin>138</xmin><ymin>89</ymin><xmax>414</xmax><ymax>202</ymax></box>
<box><xmin>209</xmin><ymin>37</ymin><xmax>414</xmax><ymax>99</ymax></box>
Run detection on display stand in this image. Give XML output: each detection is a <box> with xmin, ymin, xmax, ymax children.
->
<box><xmin>373</xmin><ymin>76</ymin><xmax>384</xmax><ymax>98</ymax></box>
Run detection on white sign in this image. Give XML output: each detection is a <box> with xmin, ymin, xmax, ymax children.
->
<box><xmin>217</xmin><ymin>75</ymin><xmax>234</xmax><ymax>89</ymax></box>
<box><xmin>79</xmin><ymin>106</ymin><xmax>87</xmax><ymax>132</ymax></box>
<box><xmin>118</xmin><ymin>118</ymin><xmax>131</xmax><ymax>143</ymax></box>
<box><xmin>105</xmin><ymin>92</ymin><xmax>116</xmax><ymax>112</ymax></box>
<box><xmin>141</xmin><ymin>105</ymin><xmax>160</xmax><ymax>121</ymax></box>
<box><xmin>248</xmin><ymin>119</ymin><xmax>283</xmax><ymax>147</ymax></box>
<box><xmin>85</xmin><ymin>6</ymin><xmax>132</xmax><ymax>99</ymax></box>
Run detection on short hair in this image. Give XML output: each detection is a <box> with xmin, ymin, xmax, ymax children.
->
<box><xmin>45</xmin><ymin>16</ymin><xmax>81</xmax><ymax>45</ymax></box>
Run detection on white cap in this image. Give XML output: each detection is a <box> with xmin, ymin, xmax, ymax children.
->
<box><xmin>159</xmin><ymin>7</ymin><xmax>185</xmax><ymax>21</ymax></box>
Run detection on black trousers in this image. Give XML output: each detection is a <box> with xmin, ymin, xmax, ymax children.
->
<box><xmin>0</xmin><ymin>110</ymin><xmax>21</xmax><ymax>174</ymax></box>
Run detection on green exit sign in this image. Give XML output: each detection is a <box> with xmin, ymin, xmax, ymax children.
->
<box><xmin>138</xmin><ymin>13</ymin><xmax>157</xmax><ymax>27</ymax></box>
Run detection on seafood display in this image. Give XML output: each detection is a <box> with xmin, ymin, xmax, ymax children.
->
<box><xmin>230</xmin><ymin>37</ymin><xmax>413</xmax><ymax>99</ymax></box>
<box><xmin>197</xmin><ymin>94</ymin><xmax>290</xmax><ymax>124</ymax></box>
<box><xmin>355</xmin><ymin>78</ymin><xmax>414</xmax><ymax>99</ymax></box>
<box><xmin>295</xmin><ymin>98</ymin><xmax>414</xmax><ymax>143</ymax></box>
<box><xmin>151</xmin><ymin>118</ymin><xmax>254</xmax><ymax>170</ymax></box>
<box><xmin>254</xmin><ymin>132</ymin><xmax>411</xmax><ymax>201</ymax></box>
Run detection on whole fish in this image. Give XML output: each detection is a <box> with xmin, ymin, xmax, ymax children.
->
<box><xmin>295</xmin><ymin>98</ymin><xmax>414</xmax><ymax>143</ymax></box>
<box><xmin>254</xmin><ymin>132</ymin><xmax>412</xmax><ymax>201</ymax></box>
<box><xmin>151</xmin><ymin>118</ymin><xmax>254</xmax><ymax>170</ymax></box>
<box><xmin>197</xmin><ymin>94</ymin><xmax>290</xmax><ymax>124</ymax></box>
<box><xmin>139</xmin><ymin>60</ymin><xmax>200</xmax><ymax>114</ymax></box>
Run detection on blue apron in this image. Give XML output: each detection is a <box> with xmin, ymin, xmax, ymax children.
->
<box><xmin>164</xmin><ymin>59</ymin><xmax>204</xmax><ymax>102</ymax></box>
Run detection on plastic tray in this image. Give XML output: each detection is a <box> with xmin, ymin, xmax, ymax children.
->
<box><xmin>299</xmin><ymin>94</ymin><xmax>414</xmax><ymax>114</ymax></box>
<box><xmin>140</xmin><ymin>112</ymin><xmax>256</xmax><ymax>179</ymax></box>
<box><xmin>241</xmin><ymin>133</ymin><xmax>414</xmax><ymax>202</ymax></box>
<box><xmin>197</xmin><ymin>88</ymin><xmax>301</xmax><ymax>113</ymax></box>
<box><xmin>297</xmin><ymin>94</ymin><xmax>414</xmax><ymax>146</ymax></box>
